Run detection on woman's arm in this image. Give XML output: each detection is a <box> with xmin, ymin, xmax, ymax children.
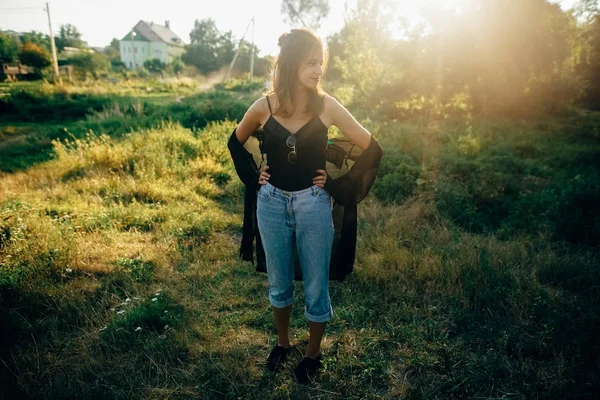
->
<box><xmin>325</xmin><ymin>95</ymin><xmax>372</xmax><ymax>151</ymax></box>
<box><xmin>318</xmin><ymin>96</ymin><xmax>383</xmax><ymax>204</ymax></box>
<box><xmin>235</xmin><ymin>97</ymin><xmax>267</xmax><ymax>145</ymax></box>
<box><xmin>313</xmin><ymin>95</ymin><xmax>374</xmax><ymax>188</ymax></box>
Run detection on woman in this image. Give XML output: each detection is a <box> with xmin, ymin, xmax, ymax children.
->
<box><xmin>233</xmin><ymin>28</ymin><xmax>374</xmax><ymax>383</ymax></box>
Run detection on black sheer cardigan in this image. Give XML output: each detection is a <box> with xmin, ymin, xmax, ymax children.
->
<box><xmin>227</xmin><ymin>126</ymin><xmax>383</xmax><ymax>282</ymax></box>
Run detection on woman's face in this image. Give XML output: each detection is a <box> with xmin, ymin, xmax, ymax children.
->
<box><xmin>297</xmin><ymin>47</ymin><xmax>324</xmax><ymax>91</ymax></box>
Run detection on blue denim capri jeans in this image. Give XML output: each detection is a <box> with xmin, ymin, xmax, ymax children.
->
<box><xmin>256</xmin><ymin>180</ymin><xmax>334</xmax><ymax>323</ymax></box>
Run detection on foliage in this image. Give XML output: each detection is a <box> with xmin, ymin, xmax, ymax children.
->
<box><xmin>0</xmin><ymin>77</ymin><xmax>599</xmax><ymax>398</ymax></box>
<box><xmin>214</xmin><ymin>77</ymin><xmax>265</xmax><ymax>92</ymax></box>
<box><xmin>68</xmin><ymin>52</ymin><xmax>110</xmax><ymax>79</ymax></box>
<box><xmin>18</xmin><ymin>30</ymin><xmax>51</xmax><ymax>53</ymax></box>
<box><xmin>0</xmin><ymin>82</ymin><xmax>256</xmax><ymax>171</ymax></box>
<box><xmin>372</xmin><ymin>148</ymin><xmax>421</xmax><ymax>204</ymax></box>
<box><xmin>103</xmin><ymin>38</ymin><xmax>121</xmax><ymax>64</ymax></box>
<box><xmin>55</xmin><ymin>23</ymin><xmax>85</xmax><ymax>51</ymax></box>
<box><xmin>331</xmin><ymin>0</ymin><xmax>588</xmax><ymax>117</ymax></box>
<box><xmin>281</xmin><ymin>0</ymin><xmax>331</xmax><ymax>29</ymax></box>
<box><xmin>18</xmin><ymin>43</ymin><xmax>51</xmax><ymax>71</ymax></box>
<box><xmin>183</xmin><ymin>18</ymin><xmax>270</xmax><ymax>77</ymax></box>
<box><xmin>0</xmin><ymin>31</ymin><xmax>19</xmax><ymax>63</ymax></box>
<box><xmin>143</xmin><ymin>58</ymin><xmax>166</xmax><ymax>73</ymax></box>
<box><xmin>183</xmin><ymin>18</ymin><xmax>235</xmax><ymax>74</ymax></box>
<box><xmin>576</xmin><ymin>13</ymin><xmax>600</xmax><ymax>109</ymax></box>
<box><xmin>169</xmin><ymin>57</ymin><xmax>184</xmax><ymax>77</ymax></box>
<box><xmin>113</xmin><ymin>256</ymin><xmax>155</xmax><ymax>283</ymax></box>
<box><xmin>0</xmin><ymin>84</ymin><xmax>113</xmax><ymax>122</ymax></box>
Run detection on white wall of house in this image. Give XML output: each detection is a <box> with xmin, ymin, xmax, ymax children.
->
<box><xmin>167</xmin><ymin>45</ymin><xmax>185</xmax><ymax>63</ymax></box>
<box><xmin>120</xmin><ymin>40</ymin><xmax>182</xmax><ymax>69</ymax></box>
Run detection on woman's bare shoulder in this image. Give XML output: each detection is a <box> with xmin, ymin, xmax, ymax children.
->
<box><xmin>247</xmin><ymin>96</ymin><xmax>271</xmax><ymax>125</ymax></box>
<box><xmin>321</xmin><ymin>94</ymin><xmax>341</xmax><ymax>126</ymax></box>
<box><xmin>322</xmin><ymin>94</ymin><xmax>341</xmax><ymax>109</ymax></box>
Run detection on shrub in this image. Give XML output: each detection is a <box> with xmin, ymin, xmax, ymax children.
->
<box><xmin>372</xmin><ymin>148</ymin><xmax>421</xmax><ymax>204</ymax></box>
<box><xmin>214</xmin><ymin>77</ymin><xmax>265</xmax><ymax>92</ymax></box>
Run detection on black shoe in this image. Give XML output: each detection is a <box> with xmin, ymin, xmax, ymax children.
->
<box><xmin>266</xmin><ymin>345</ymin><xmax>290</xmax><ymax>372</ymax></box>
<box><xmin>294</xmin><ymin>353</ymin><xmax>323</xmax><ymax>383</ymax></box>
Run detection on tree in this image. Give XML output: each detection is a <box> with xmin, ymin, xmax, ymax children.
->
<box><xmin>281</xmin><ymin>0</ymin><xmax>330</xmax><ymax>29</ymax></box>
<box><xmin>183</xmin><ymin>18</ymin><xmax>235</xmax><ymax>74</ymax></box>
<box><xmin>235</xmin><ymin>39</ymin><xmax>262</xmax><ymax>74</ymax></box>
<box><xmin>577</xmin><ymin>13</ymin><xmax>600</xmax><ymax>109</ymax></box>
<box><xmin>574</xmin><ymin>0</ymin><xmax>599</xmax><ymax>22</ymax></box>
<box><xmin>0</xmin><ymin>31</ymin><xmax>20</xmax><ymax>62</ymax></box>
<box><xmin>68</xmin><ymin>52</ymin><xmax>109</xmax><ymax>79</ymax></box>
<box><xmin>103</xmin><ymin>38</ymin><xmax>121</xmax><ymax>62</ymax></box>
<box><xmin>55</xmin><ymin>24</ymin><xmax>85</xmax><ymax>51</ymax></box>
<box><xmin>189</xmin><ymin>18</ymin><xmax>221</xmax><ymax>45</ymax></box>
<box><xmin>144</xmin><ymin>58</ymin><xmax>166</xmax><ymax>77</ymax></box>
<box><xmin>170</xmin><ymin>57</ymin><xmax>184</xmax><ymax>78</ymax></box>
<box><xmin>18</xmin><ymin>43</ymin><xmax>51</xmax><ymax>72</ymax></box>
<box><xmin>19</xmin><ymin>31</ymin><xmax>51</xmax><ymax>53</ymax></box>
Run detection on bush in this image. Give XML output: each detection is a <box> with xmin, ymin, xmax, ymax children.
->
<box><xmin>553</xmin><ymin>173</ymin><xmax>600</xmax><ymax>246</ymax></box>
<box><xmin>214</xmin><ymin>77</ymin><xmax>265</xmax><ymax>92</ymax></box>
<box><xmin>68</xmin><ymin>52</ymin><xmax>110</xmax><ymax>80</ymax></box>
<box><xmin>0</xmin><ymin>85</ymin><xmax>112</xmax><ymax>121</ymax></box>
<box><xmin>168</xmin><ymin>90</ymin><xmax>249</xmax><ymax>129</ymax></box>
<box><xmin>372</xmin><ymin>148</ymin><xmax>421</xmax><ymax>204</ymax></box>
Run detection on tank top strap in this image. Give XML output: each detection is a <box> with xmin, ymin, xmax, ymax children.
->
<box><xmin>265</xmin><ymin>95</ymin><xmax>272</xmax><ymax>114</ymax></box>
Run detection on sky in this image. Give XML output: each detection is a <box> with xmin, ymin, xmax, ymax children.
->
<box><xmin>0</xmin><ymin>0</ymin><xmax>581</xmax><ymax>57</ymax></box>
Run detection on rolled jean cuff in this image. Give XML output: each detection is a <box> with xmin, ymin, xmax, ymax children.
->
<box><xmin>269</xmin><ymin>289</ymin><xmax>294</xmax><ymax>308</ymax></box>
<box><xmin>305</xmin><ymin>304</ymin><xmax>333</xmax><ymax>323</ymax></box>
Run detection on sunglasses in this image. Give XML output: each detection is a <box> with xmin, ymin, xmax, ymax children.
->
<box><xmin>286</xmin><ymin>134</ymin><xmax>297</xmax><ymax>164</ymax></box>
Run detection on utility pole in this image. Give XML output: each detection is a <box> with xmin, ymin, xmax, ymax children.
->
<box><xmin>131</xmin><ymin>31</ymin><xmax>137</xmax><ymax>69</ymax></box>
<box><xmin>224</xmin><ymin>17</ymin><xmax>254</xmax><ymax>82</ymax></box>
<box><xmin>44</xmin><ymin>2</ymin><xmax>60</xmax><ymax>83</ymax></box>
<box><xmin>249</xmin><ymin>17</ymin><xmax>255</xmax><ymax>80</ymax></box>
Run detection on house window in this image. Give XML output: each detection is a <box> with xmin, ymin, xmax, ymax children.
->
<box><xmin>142</xmin><ymin>48</ymin><xmax>145</xmax><ymax>54</ymax></box>
<box><xmin>134</xmin><ymin>47</ymin><xmax>138</xmax><ymax>53</ymax></box>
<box><xmin>129</xmin><ymin>61</ymin><xmax>132</xmax><ymax>67</ymax></box>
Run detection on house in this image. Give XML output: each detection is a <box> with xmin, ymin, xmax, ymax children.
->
<box><xmin>120</xmin><ymin>20</ymin><xmax>185</xmax><ymax>69</ymax></box>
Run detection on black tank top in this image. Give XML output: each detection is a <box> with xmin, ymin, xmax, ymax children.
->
<box><xmin>262</xmin><ymin>95</ymin><xmax>328</xmax><ymax>191</ymax></box>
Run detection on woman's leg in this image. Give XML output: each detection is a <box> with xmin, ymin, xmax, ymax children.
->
<box><xmin>294</xmin><ymin>186</ymin><xmax>335</xmax><ymax>359</ymax></box>
<box><xmin>306</xmin><ymin>321</ymin><xmax>326</xmax><ymax>358</ymax></box>
<box><xmin>257</xmin><ymin>183</ymin><xmax>296</xmax><ymax>348</ymax></box>
<box><xmin>273</xmin><ymin>304</ymin><xmax>292</xmax><ymax>347</ymax></box>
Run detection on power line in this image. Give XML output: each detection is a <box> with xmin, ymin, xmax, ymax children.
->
<box><xmin>0</xmin><ymin>11</ymin><xmax>44</xmax><ymax>15</ymax></box>
<box><xmin>0</xmin><ymin>7</ymin><xmax>42</xmax><ymax>10</ymax></box>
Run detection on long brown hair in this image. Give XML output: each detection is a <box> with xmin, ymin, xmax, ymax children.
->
<box><xmin>264</xmin><ymin>28</ymin><xmax>329</xmax><ymax>118</ymax></box>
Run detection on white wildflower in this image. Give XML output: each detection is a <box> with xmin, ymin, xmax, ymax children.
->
<box><xmin>116</xmin><ymin>310</ymin><xmax>125</xmax><ymax>315</ymax></box>
<box><xmin>135</xmin><ymin>327</ymin><xmax>142</xmax><ymax>332</ymax></box>
<box><xmin>65</xmin><ymin>268</ymin><xmax>72</xmax><ymax>273</ymax></box>
<box><xmin>151</xmin><ymin>297</ymin><xmax>157</xmax><ymax>302</ymax></box>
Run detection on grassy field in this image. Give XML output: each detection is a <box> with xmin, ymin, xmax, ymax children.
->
<box><xmin>0</xmin><ymin>80</ymin><xmax>599</xmax><ymax>399</ymax></box>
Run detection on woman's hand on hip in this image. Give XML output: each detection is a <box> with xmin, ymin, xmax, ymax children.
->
<box><xmin>313</xmin><ymin>169</ymin><xmax>327</xmax><ymax>188</ymax></box>
<box><xmin>258</xmin><ymin>165</ymin><xmax>270</xmax><ymax>185</ymax></box>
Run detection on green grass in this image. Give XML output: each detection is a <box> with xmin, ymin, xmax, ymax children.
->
<box><xmin>0</xmin><ymin>81</ymin><xmax>598</xmax><ymax>399</ymax></box>
<box><xmin>0</xmin><ymin>81</ymin><xmax>258</xmax><ymax>172</ymax></box>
